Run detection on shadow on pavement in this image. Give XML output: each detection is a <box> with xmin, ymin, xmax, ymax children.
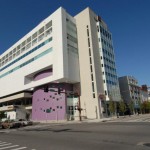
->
<box><xmin>19</xmin><ymin>127</ymin><xmax>92</xmax><ymax>133</ymax></box>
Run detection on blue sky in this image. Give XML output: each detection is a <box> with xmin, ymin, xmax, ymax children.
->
<box><xmin>0</xmin><ymin>0</ymin><xmax>150</xmax><ymax>86</ymax></box>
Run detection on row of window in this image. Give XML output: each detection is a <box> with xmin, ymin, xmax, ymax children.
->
<box><xmin>0</xmin><ymin>48</ymin><xmax>52</xmax><ymax>79</ymax></box>
<box><xmin>101</xmin><ymin>56</ymin><xmax>115</xmax><ymax>66</ymax></box>
<box><xmin>68</xmin><ymin>44</ymin><xmax>78</xmax><ymax>54</ymax></box>
<box><xmin>131</xmin><ymin>90</ymin><xmax>140</xmax><ymax>94</ymax></box>
<box><xmin>101</xmin><ymin>38</ymin><xmax>113</xmax><ymax>49</ymax></box>
<box><xmin>128</xmin><ymin>79</ymin><xmax>138</xmax><ymax>85</ymax></box>
<box><xmin>102</xmin><ymin>48</ymin><xmax>114</xmax><ymax>59</ymax></box>
<box><xmin>0</xmin><ymin>28</ymin><xmax>52</xmax><ymax>67</ymax></box>
<box><xmin>66</xmin><ymin>18</ymin><xmax>76</xmax><ymax>27</ymax></box>
<box><xmin>101</xmin><ymin>64</ymin><xmax>116</xmax><ymax>72</ymax></box>
<box><xmin>0</xmin><ymin>20</ymin><xmax>52</xmax><ymax>66</ymax></box>
<box><xmin>100</xmin><ymin>26</ymin><xmax>112</xmax><ymax>40</ymax></box>
<box><xmin>0</xmin><ymin>37</ymin><xmax>52</xmax><ymax>72</ymax></box>
<box><xmin>67</xmin><ymin>19</ymin><xmax>77</xmax><ymax>35</ymax></box>
<box><xmin>87</xmin><ymin>25</ymin><xmax>95</xmax><ymax>99</ymax></box>
<box><xmin>105</xmin><ymin>80</ymin><xmax>117</xmax><ymax>85</ymax></box>
<box><xmin>132</xmin><ymin>96</ymin><xmax>140</xmax><ymax>100</ymax></box>
<box><xmin>0</xmin><ymin>99</ymin><xmax>32</xmax><ymax>107</ymax></box>
<box><xmin>129</xmin><ymin>85</ymin><xmax>140</xmax><ymax>91</ymax></box>
<box><xmin>104</xmin><ymin>72</ymin><xmax>118</xmax><ymax>79</ymax></box>
<box><xmin>67</xmin><ymin>34</ymin><xmax>77</xmax><ymax>43</ymax></box>
<box><xmin>66</xmin><ymin>19</ymin><xmax>78</xmax><ymax>55</ymax></box>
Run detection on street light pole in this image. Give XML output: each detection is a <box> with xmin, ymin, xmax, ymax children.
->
<box><xmin>78</xmin><ymin>93</ymin><xmax>82</xmax><ymax>121</ymax></box>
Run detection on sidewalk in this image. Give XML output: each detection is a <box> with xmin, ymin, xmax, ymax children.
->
<box><xmin>27</xmin><ymin>114</ymin><xmax>150</xmax><ymax>128</ymax></box>
<box><xmin>19</xmin><ymin>117</ymin><xmax>115</xmax><ymax>130</ymax></box>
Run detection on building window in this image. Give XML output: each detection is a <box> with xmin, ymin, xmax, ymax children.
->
<box><xmin>91</xmin><ymin>74</ymin><xmax>94</xmax><ymax>81</ymax></box>
<box><xmin>87</xmin><ymin>29</ymin><xmax>89</xmax><ymax>37</ymax></box>
<box><xmin>90</xmin><ymin>57</ymin><xmax>92</xmax><ymax>64</ymax></box>
<box><xmin>90</xmin><ymin>65</ymin><xmax>93</xmax><ymax>72</ymax></box>
<box><xmin>88</xmin><ymin>38</ymin><xmax>90</xmax><ymax>47</ymax></box>
<box><xmin>89</xmin><ymin>48</ymin><xmax>91</xmax><ymax>56</ymax></box>
<box><xmin>45</xmin><ymin>20</ymin><xmax>52</xmax><ymax>29</ymax></box>
<box><xmin>93</xmin><ymin>93</ymin><xmax>95</xmax><ymax>98</ymax></box>
<box><xmin>92</xmin><ymin>82</ymin><xmax>95</xmax><ymax>92</ymax></box>
<box><xmin>97</xmin><ymin>26</ymin><xmax>99</xmax><ymax>32</ymax></box>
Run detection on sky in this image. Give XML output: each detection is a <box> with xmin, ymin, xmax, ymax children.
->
<box><xmin>0</xmin><ymin>0</ymin><xmax>150</xmax><ymax>86</ymax></box>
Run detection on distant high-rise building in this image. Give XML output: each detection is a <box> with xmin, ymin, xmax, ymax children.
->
<box><xmin>119</xmin><ymin>76</ymin><xmax>141</xmax><ymax>109</ymax></box>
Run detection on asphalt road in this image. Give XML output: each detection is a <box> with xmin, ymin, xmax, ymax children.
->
<box><xmin>0</xmin><ymin>122</ymin><xmax>150</xmax><ymax>150</ymax></box>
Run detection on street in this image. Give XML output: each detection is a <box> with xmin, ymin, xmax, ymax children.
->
<box><xmin>0</xmin><ymin>115</ymin><xmax>150</xmax><ymax>150</ymax></box>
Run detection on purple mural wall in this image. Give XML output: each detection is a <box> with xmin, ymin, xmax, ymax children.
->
<box><xmin>32</xmin><ymin>82</ymin><xmax>73</xmax><ymax>121</ymax></box>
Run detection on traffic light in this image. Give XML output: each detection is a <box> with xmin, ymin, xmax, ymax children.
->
<box><xmin>44</xmin><ymin>86</ymin><xmax>49</xmax><ymax>92</ymax></box>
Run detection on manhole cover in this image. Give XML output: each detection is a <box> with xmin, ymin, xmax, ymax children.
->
<box><xmin>143</xmin><ymin>143</ymin><xmax>150</xmax><ymax>147</ymax></box>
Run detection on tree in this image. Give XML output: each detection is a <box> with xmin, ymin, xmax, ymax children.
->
<box><xmin>0</xmin><ymin>112</ymin><xmax>6</xmax><ymax>121</ymax></box>
<box><xmin>147</xmin><ymin>101</ymin><xmax>150</xmax><ymax>113</ymax></box>
<box><xmin>141</xmin><ymin>101</ymin><xmax>148</xmax><ymax>114</ymax></box>
<box><xmin>128</xmin><ymin>100</ymin><xmax>134</xmax><ymax>115</ymax></box>
<box><xmin>108</xmin><ymin>100</ymin><xmax>116</xmax><ymax>115</ymax></box>
<box><xmin>119</xmin><ymin>101</ymin><xmax>126</xmax><ymax>116</ymax></box>
<box><xmin>142</xmin><ymin>101</ymin><xmax>150</xmax><ymax>113</ymax></box>
<box><xmin>137</xmin><ymin>99</ymin><xmax>142</xmax><ymax>114</ymax></box>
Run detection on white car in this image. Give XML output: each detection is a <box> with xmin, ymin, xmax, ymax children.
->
<box><xmin>18</xmin><ymin>119</ymin><xmax>28</xmax><ymax>126</ymax></box>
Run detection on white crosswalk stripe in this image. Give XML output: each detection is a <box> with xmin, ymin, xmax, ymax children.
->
<box><xmin>11</xmin><ymin>147</ymin><xmax>27</xmax><ymax>150</ymax></box>
<box><xmin>0</xmin><ymin>143</ymin><xmax>12</xmax><ymax>147</ymax></box>
<box><xmin>0</xmin><ymin>145</ymin><xmax>19</xmax><ymax>149</ymax></box>
<box><xmin>0</xmin><ymin>141</ymin><xmax>36</xmax><ymax>150</ymax></box>
<box><xmin>0</xmin><ymin>143</ymin><xmax>7</xmax><ymax>145</ymax></box>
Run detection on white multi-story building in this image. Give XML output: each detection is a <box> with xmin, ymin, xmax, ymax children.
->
<box><xmin>0</xmin><ymin>7</ymin><xmax>80</xmax><ymax>121</ymax></box>
<box><xmin>119</xmin><ymin>76</ymin><xmax>141</xmax><ymax>105</ymax></box>
<box><xmin>0</xmin><ymin>7</ymin><xmax>120</xmax><ymax>121</ymax></box>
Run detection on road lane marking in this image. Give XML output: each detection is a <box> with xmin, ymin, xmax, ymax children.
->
<box><xmin>0</xmin><ymin>143</ymin><xmax>12</xmax><ymax>147</ymax></box>
<box><xmin>11</xmin><ymin>147</ymin><xmax>27</xmax><ymax>150</ymax></box>
<box><xmin>0</xmin><ymin>145</ymin><xmax>19</xmax><ymax>149</ymax></box>
<box><xmin>0</xmin><ymin>143</ymin><xmax>6</xmax><ymax>145</ymax></box>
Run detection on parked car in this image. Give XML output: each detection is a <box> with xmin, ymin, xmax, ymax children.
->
<box><xmin>18</xmin><ymin>119</ymin><xmax>28</xmax><ymax>126</ymax></box>
<box><xmin>18</xmin><ymin>119</ymin><xmax>33</xmax><ymax>126</ymax></box>
<box><xmin>1</xmin><ymin>120</ymin><xmax>21</xmax><ymax>129</ymax></box>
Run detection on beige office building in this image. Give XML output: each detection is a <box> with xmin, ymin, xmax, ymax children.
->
<box><xmin>75</xmin><ymin>8</ymin><xmax>121</xmax><ymax>119</ymax></box>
